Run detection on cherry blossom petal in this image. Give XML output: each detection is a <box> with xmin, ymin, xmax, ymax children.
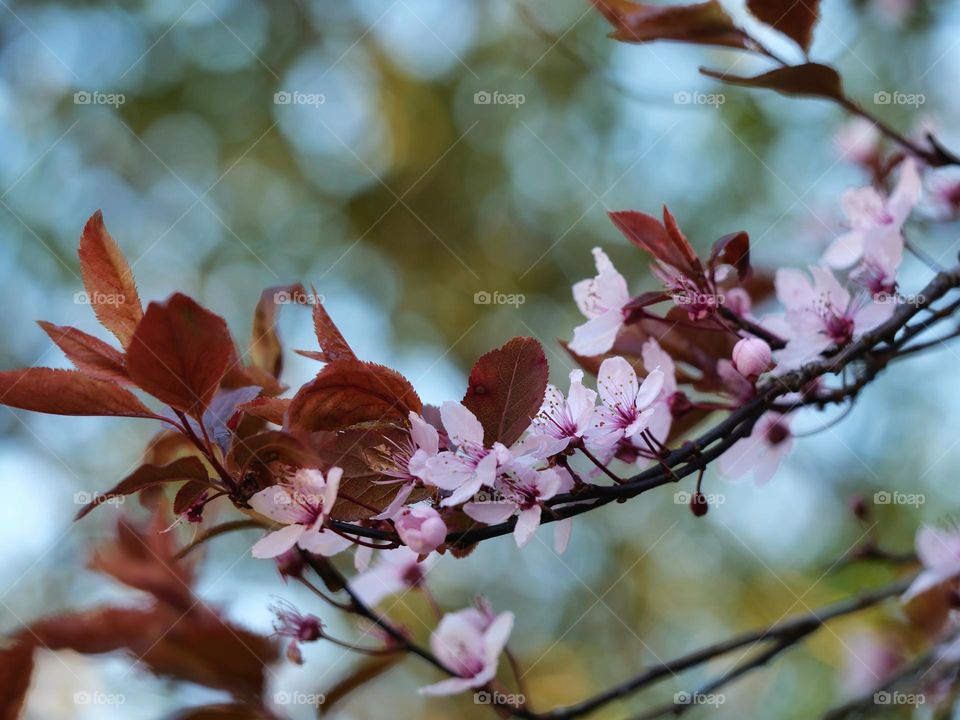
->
<box><xmin>251</xmin><ymin>524</ymin><xmax>306</xmax><ymax>559</ymax></box>
<box><xmin>440</xmin><ymin>401</ymin><xmax>485</xmax><ymax>448</ymax></box>
<box><xmin>441</xmin><ymin>475</ymin><xmax>485</xmax><ymax>508</ymax></box>
<box><xmin>554</xmin><ymin>518</ymin><xmax>573</xmax><ymax>554</ymax></box>
<box><xmin>410</xmin><ymin>411</ymin><xmax>440</xmax><ymax>455</ymax></box>
<box><xmin>298</xmin><ymin>526</ymin><xmax>352</xmax><ymax>556</ymax></box>
<box><xmin>822</xmin><ymin>231</ymin><xmax>865</xmax><ymax>269</ymax></box>
<box><xmin>463</xmin><ymin>500</ymin><xmax>517</xmax><ymax>524</ymax></box>
<box><xmin>249</xmin><ymin>486</ymin><xmax>306</xmax><ymax>524</ymax></box>
<box><xmin>597</xmin><ymin>356</ymin><xmax>639</xmax><ymax>408</ymax></box>
<box><xmin>513</xmin><ymin>506</ymin><xmax>542</xmax><ymax>547</ymax></box>
<box><xmin>569</xmin><ymin>310</ymin><xmax>624</xmax><ymax>356</ymax></box>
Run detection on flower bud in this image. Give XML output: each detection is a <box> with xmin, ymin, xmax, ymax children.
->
<box><xmin>732</xmin><ymin>338</ymin><xmax>772</xmax><ymax>379</ymax></box>
<box><xmin>690</xmin><ymin>491</ymin><xmax>709</xmax><ymax>517</ymax></box>
<box><xmin>395</xmin><ymin>504</ymin><xmax>447</xmax><ymax>555</ymax></box>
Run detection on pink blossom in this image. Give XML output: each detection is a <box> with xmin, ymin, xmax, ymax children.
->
<box><xmin>419</xmin><ymin>604</ymin><xmax>514</xmax><ymax>696</ymax></box>
<box><xmin>249</xmin><ymin>467</ymin><xmax>351</xmax><ymax>558</ymax></box>
<box><xmin>833</xmin><ymin>117</ymin><xmax>882</xmax><ymax>167</ymax></box>
<box><xmin>902</xmin><ymin>525</ymin><xmax>960</xmax><ymax>602</ymax></box>
<box><xmin>717</xmin><ymin>412</ymin><xmax>793</xmax><ymax>485</ymax></box>
<box><xmin>270</xmin><ymin>598</ymin><xmax>323</xmax><ymax>664</ymax></box>
<box><xmin>372</xmin><ymin>411</ymin><xmax>440</xmax><ymax>520</ymax></box>
<box><xmin>731</xmin><ymin>338</ymin><xmax>772</xmax><ymax>379</ymax></box>
<box><xmin>923</xmin><ymin>166</ymin><xmax>960</xmax><ymax>220</ymax></box>
<box><xmin>766</xmin><ymin>266</ymin><xmax>893</xmax><ymax>370</ymax></box>
<box><xmin>822</xmin><ymin>158</ymin><xmax>920</xmax><ymax>272</ymax></box>
<box><xmin>350</xmin><ymin>546</ymin><xmax>436</xmax><ymax>607</ymax></box>
<box><xmin>638</xmin><ymin>339</ymin><xmax>676</xmax><ymax>447</ymax></box>
<box><xmin>569</xmin><ymin>248</ymin><xmax>631</xmax><ymax>356</ymax></box>
<box><xmin>395</xmin><ymin>504</ymin><xmax>447</xmax><ymax>555</ymax></box>
<box><xmin>425</xmin><ymin>402</ymin><xmax>511</xmax><ymax>507</ymax></box>
<box><xmin>588</xmin><ymin>356</ymin><xmax>664</xmax><ymax>448</ymax></box>
<box><xmin>462</xmin><ymin>465</ymin><xmax>569</xmax><ymax>548</ymax></box>
<box><xmin>530</xmin><ymin>369</ymin><xmax>597</xmax><ymax>455</ymax></box>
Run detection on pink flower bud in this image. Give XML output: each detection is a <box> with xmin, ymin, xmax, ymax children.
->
<box><xmin>395</xmin><ymin>505</ymin><xmax>446</xmax><ymax>555</ymax></box>
<box><xmin>732</xmin><ymin>338</ymin><xmax>772</xmax><ymax>379</ymax></box>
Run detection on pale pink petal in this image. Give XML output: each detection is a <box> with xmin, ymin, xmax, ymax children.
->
<box><xmin>716</xmin><ymin>435</ymin><xmax>766</xmax><ymax>481</ymax></box>
<box><xmin>853</xmin><ymin>301</ymin><xmax>894</xmax><ymax>333</ymax></box>
<box><xmin>513</xmin><ymin>506</ymin><xmax>542</xmax><ymax>547</ymax></box>
<box><xmin>569</xmin><ymin>310</ymin><xmax>624</xmax><ymax>356</ymax></box>
<box><xmin>775</xmin><ymin>268</ymin><xmax>816</xmax><ymax>309</ymax></box>
<box><xmin>373</xmin><ymin>483</ymin><xmax>415</xmax><ymax>521</ymax></box>
<box><xmin>418</xmin><ymin>676</ymin><xmax>478</xmax><ymax>696</ymax></box>
<box><xmin>597</xmin><ymin>356</ymin><xmax>638</xmax><ymax>408</ymax></box>
<box><xmin>409</xmin><ymin>412</ymin><xmax>440</xmax><ymax>455</ymax></box>
<box><xmin>822</xmin><ymin>231</ymin><xmax>865</xmax><ymax>268</ymax></box>
<box><xmin>354</xmin><ymin>543</ymin><xmax>374</xmax><ymax>571</ymax></box>
<box><xmin>298</xmin><ymin>526</ymin><xmax>352</xmax><ymax>556</ymax></box>
<box><xmin>463</xmin><ymin>500</ymin><xmax>517</xmax><ymax>524</ymax></box>
<box><xmin>634</xmin><ymin>368</ymin><xmax>665</xmax><ymax>409</ymax></box>
<box><xmin>351</xmin><ymin>564</ymin><xmax>406</xmax><ymax>607</ymax></box>
<box><xmin>553</xmin><ymin>518</ymin><xmax>573</xmax><ymax>554</ymax></box>
<box><xmin>249</xmin><ymin>486</ymin><xmax>305</xmax><ymax>524</ymax></box>
<box><xmin>889</xmin><ymin>157</ymin><xmax>921</xmax><ymax>224</ymax></box>
<box><xmin>440</xmin><ymin>401</ymin><xmax>485</xmax><ymax>448</ymax></box>
<box><xmin>810</xmin><ymin>265</ymin><xmax>850</xmax><ymax>310</ymax></box>
<box><xmin>441</xmin><ymin>475</ymin><xmax>484</xmax><ymax>507</ymax></box>
<box><xmin>641</xmin><ymin>339</ymin><xmax>676</xmax><ymax>395</ymax></box>
<box><xmin>916</xmin><ymin>526</ymin><xmax>960</xmax><ymax>571</ymax></box>
<box><xmin>251</xmin><ymin>524</ymin><xmax>306</xmax><ymax>559</ymax></box>
<box><xmin>426</xmin><ymin>452</ymin><xmax>477</xmax><ymax>491</ymax></box>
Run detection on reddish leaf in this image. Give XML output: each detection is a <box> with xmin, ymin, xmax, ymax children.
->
<box><xmin>174</xmin><ymin>481</ymin><xmax>209</xmax><ymax>515</ymax></box>
<box><xmin>609</xmin><ymin>208</ymin><xmax>704</xmax><ymax>280</ymax></box>
<box><xmin>75</xmin><ymin>456</ymin><xmax>210</xmax><ymax>519</ymax></box>
<box><xmin>287</xmin><ymin>360</ymin><xmax>422</xmax><ymax>432</ymax></box>
<box><xmin>127</xmin><ymin>293</ymin><xmax>235</xmax><ymax>418</ymax></box>
<box><xmin>237</xmin><ymin>396</ymin><xmax>289</xmax><ymax>426</ymax></box>
<box><xmin>0</xmin><ymin>368</ymin><xmax>158</xmax><ymax>419</ymax></box>
<box><xmin>463</xmin><ymin>337</ymin><xmax>548</xmax><ymax>446</ymax></box>
<box><xmin>308</xmin><ymin>426</ymin><xmax>432</xmax><ymax>521</ymax></box>
<box><xmin>168</xmin><ymin>705</ymin><xmax>275</xmax><ymax>720</ymax></box>
<box><xmin>0</xmin><ymin>643</ymin><xmax>33</xmax><ymax>720</ymax></box>
<box><xmin>708</xmin><ymin>231</ymin><xmax>751</xmax><ymax>280</ymax></box>
<box><xmin>700</xmin><ymin>62</ymin><xmax>844</xmax><ymax>101</ymax></box>
<box><xmin>747</xmin><ymin>0</ymin><xmax>820</xmax><ymax>51</ymax></box>
<box><xmin>250</xmin><ymin>284</ymin><xmax>305</xmax><ymax>378</ymax></box>
<box><xmin>37</xmin><ymin>321</ymin><xmax>129</xmax><ymax>383</ymax></box>
<box><xmin>594</xmin><ymin>0</ymin><xmax>749</xmax><ymax>49</ymax></box>
<box><xmin>227</xmin><ymin>430</ymin><xmax>321</xmax><ymax>478</ymax></box>
<box><xmin>297</xmin><ymin>296</ymin><xmax>357</xmax><ymax>363</ymax></box>
<box><xmin>78</xmin><ymin>210</ymin><xmax>144</xmax><ymax>346</ymax></box>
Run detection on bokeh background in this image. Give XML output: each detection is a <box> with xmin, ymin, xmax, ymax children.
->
<box><xmin>1</xmin><ymin>0</ymin><xmax>959</xmax><ymax>718</ymax></box>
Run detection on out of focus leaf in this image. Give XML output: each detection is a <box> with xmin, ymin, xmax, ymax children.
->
<box><xmin>238</xmin><ymin>397</ymin><xmax>290</xmax><ymax>426</ymax></box>
<box><xmin>700</xmin><ymin>63</ymin><xmax>844</xmax><ymax>101</ymax></box>
<box><xmin>78</xmin><ymin>210</ymin><xmax>143</xmax><ymax>347</ymax></box>
<box><xmin>746</xmin><ymin>0</ymin><xmax>820</xmax><ymax>51</ymax></box>
<box><xmin>320</xmin><ymin>653</ymin><xmax>403</xmax><ymax>714</ymax></box>
<box><xmin>0</xmin><ymin>643</ymin><xmax>33</xmax><ymax>720</ymax></box>
<box><xmin>250</xmin><ymin>284</ymin><xmax>305</xmax><ymax>378</ymax></box>
<box><xmin>127</xmin><ymin>293</ymin><xmax>235</xmax><ymax>418</ymax></box>
<box><xmin>287</xmin><ymin>360</ymin><xmax>421</xmax><ymax>432</ymax></box>
<box><xmin>75</xmin><ymin>456</ymin><xmax>210</xmax><ymax>519</ymax></box>
<box><xmin>37</xmin><ymin>321</ymin><xmax>129</xmax><ymax>383</ymax></box>
<box><xmin>463</xmin><ymin>337</ymin><xmax>548</xmax><ymax>446</ymax></box>
<box><xmin>594</xmin><ymin>0</ymin><xmax>750</xmax><ymax>49</ymax></box>
<box><xmin>708</xmin><ymin>231</ymin><xmax>751</xmax><ymax>280</ymax></box>
<box><xmin>0</xmin><ymin>368</ymin><xmax>159</xmax><ymax>419</ymax></box>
